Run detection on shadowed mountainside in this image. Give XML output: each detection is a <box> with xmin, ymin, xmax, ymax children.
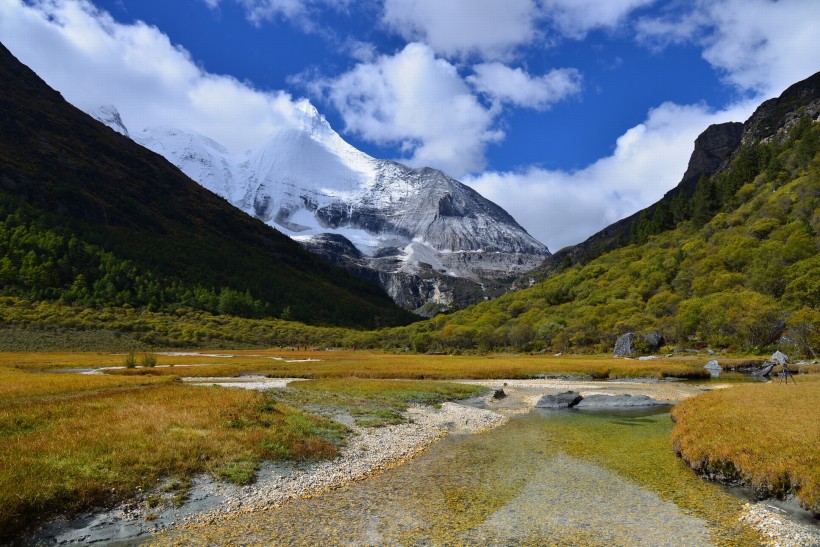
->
<box><xmin>0</xmin><ymin>43</ymin><xmax>415</xmax><ymax>329</ymax></box>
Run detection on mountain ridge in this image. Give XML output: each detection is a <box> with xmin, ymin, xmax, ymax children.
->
<box><xmin>528</xmin><ymin>71</ymin><xmax>820</xmax><ymax>279</ymax></box>
<box><xmin>91</xmin><ymin>101</ymin><xmax>549</xmax><ymax>313</ymax></box>
<box><xmin>0</xmin><ymin>42</ymin><xmax>414</xmax><ymax>329</ymax></box>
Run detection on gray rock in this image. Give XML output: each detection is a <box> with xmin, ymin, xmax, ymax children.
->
<box><xmin>535</xmin><ymin>391</ymin><xmax>583</xmax><ymax>409</ymax></box>
<box><xmin>771</xmin><ymin>350</ymin><xmax>788</xmax><ymax>366</ymax></box>
<box><xmin>614</xmin><ymin>333</ymin><xmax>636</xmax><ymax>356</ymax></box>
<box><xmin>643</xmin><ymin>332</ymin><xmax>665</xmax><ymax>353</ymax></box>
<box><xmin>574</xmin><ymin>394</ymin><xmax>668</xmax><ymax>409</ymax></box>
<box><xmin>704</xmin><ymin>360</ymin><xmax>722</xmax><ymax>377</ymax></box>
<box><xmin>754</xmin><ymin>362</ymin><xmax>776</xmax><ymax>377</ymax></box>
<box><xmin>706</xmin><ymin>349</ymin><xmax>716</xmax><ymax>355</ymax></box>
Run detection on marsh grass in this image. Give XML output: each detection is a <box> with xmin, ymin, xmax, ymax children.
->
<box><xmin>0</xmin><ymin>370</ymin><xmax>347</xmax><ymax>540</ymax></box>
<box><xmin>0</xmin><ymin>350</ymin><xmax>733</xmax><ymax>380</ymax></box>
<box><xmin>272</xmin><ymin>378</ymin><xmax>487</xmax><ymax>427</ymax></box>
<box><xmin>672</xmin><ymin>375</ymin><xmax>820</xmax><ymax>513</ymax></box>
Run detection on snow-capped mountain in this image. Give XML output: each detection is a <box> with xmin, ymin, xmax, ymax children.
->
<box><xmin>90</xmin><ymin>102</ymin><xmax>549</xmax><ymax>312</ymax></box>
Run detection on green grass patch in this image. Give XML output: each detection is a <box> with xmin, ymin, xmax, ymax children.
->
<box><xmin>672</xmin><ymin>375</ymin><xmax>820</xmax><ymax>514</ymax></box>
<box><xmin>272</xmin><ymin>378</ymin><xmax>486</xmax><ymax>427</ymax></box>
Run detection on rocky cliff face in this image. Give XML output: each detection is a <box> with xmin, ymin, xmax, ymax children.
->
<box><xmin>740</xmin><ymin>71</ymin><xmax>820</xmax><ymax>147</ymax></box>
<box><xmin>680</xmin><ymin>122</ymin><xmax>744</xmax><ymax>186</ymax></box>
<box><xmin>91</xmin><ymin>102</ymin><xmax>549</xmax><ymax>313</ymax></box>
<box><xmin>530</xmin><ymin>121</ymin><xmax>744</xmax><ymax>277</ymax></box>
<box><xmin>521</xmin><ymin>70</ymin><xmax>820</xmax><ymax>284</ymax></box>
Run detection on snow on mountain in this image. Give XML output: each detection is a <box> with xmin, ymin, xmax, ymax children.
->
<box><xmin>90</xmin><ymin>102</ymin><xmax>549</xmax><ymax>312</ymax></box>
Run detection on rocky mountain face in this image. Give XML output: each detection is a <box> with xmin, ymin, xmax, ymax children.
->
<box><xmin>527</xmin><ymin>70</ymin><xmax>820</xmax><ymax>281</ymax></box>
<box><xmin>92</xmin><ymin>102</ymin><xmax>549</xmax><ymax>313</ymax></box>
<box><xmin>0</xmin><ymin>42</ymin><xmax>414</xmax><ymax>328</ymax></box>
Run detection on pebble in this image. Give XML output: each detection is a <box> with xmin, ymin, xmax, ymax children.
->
<box><xmin>740</xmin><ymin>503</ymin><xmax>820</xmax><ymax>546</ymax></box>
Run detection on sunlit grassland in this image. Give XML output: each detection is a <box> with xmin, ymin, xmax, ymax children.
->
<box><xmin>0</xmin><ymin>362</ymin><xmax>492</xmax><ymax>541</ymax></box>
<box><xmin>672</xmin><ymin>374</ymin><xmax>820</xmax><ymax>513</ymax></box>
<box><xmin>0</xmin><ymin>369</ymin><xmax>346</xmax><ymax>540</ymax></box>
<box><xmin>2</xmin><ymin>350</ymin><xmax>722</xmax><ymax>380</ymax></box>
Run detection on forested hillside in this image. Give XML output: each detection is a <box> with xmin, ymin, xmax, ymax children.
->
<box><xmin>371</xmin><ymin>117</ymin><xmax>819</xmax><ymax>355</ymax></box>
<box><xmin>0</xmin><ymin>43</ymin><xmax>414</xmax><ymax>329</ymax></box>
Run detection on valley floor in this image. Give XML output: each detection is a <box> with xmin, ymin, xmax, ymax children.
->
<box><xmin>3</xmin><ymin>351</ymin><xmax>817</xmax><ymax>545</ymax></box>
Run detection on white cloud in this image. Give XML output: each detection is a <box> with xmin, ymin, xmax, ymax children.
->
<box><xmin>637</xmin><ymin>0</ymin><xmax>820</xmax><ymax>97</ymax></box>
<box><xmin>541</xmin><ymin>0</ymin><xmax>655</xmax><ymax>38</ymax></box>
<box><xmin>381</xmin><ymin>0</ymin><xmax>542</xmax><ymax>61</ymax></box>
<box><xmin>318</xmin><ymin>43</ymin><xmax>503</xmax><ymax>177</ymax></box>
<box><xmin>464</xmin><ymin>99</ymin><xmax>758</xmax><ymax>251</ymax></box>
<box><xmin>467</xmin><ymin>63</ymin><xmax>582</xmax><ymax>110</ymax></box>
<box><xmin>381</xmin><ymin>0</ymin><xmax>654</xmax><ymax>61</ymax></box>
<box><xmin>0</xmin><ymin>0</ymin><xmax>306</xmax><ymax>153</ymax></box>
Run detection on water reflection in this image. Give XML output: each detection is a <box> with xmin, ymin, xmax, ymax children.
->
<box><xmin>182</xmin><ymin>408</ymin><xmax>761</xmax><ymax>545</ymax></box>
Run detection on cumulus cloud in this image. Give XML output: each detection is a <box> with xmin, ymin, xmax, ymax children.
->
<box><xmin>0</xmin><ymin>0</ymin><xmax>306</xmax><ymax>153</ymax></box>
<box><xmin>541</xmin><ymin>0</ymin><xmax>655</xmax><ymax>38</ymax></box>
<box><xmin>464</xmin><ymin>100</ymin><xmax>758</xmax><ymax>251</ymax></box>
<box><xmin>381</xmin><ymin>0</ymin><xmax>654</xmax><ymax>60</ymax></box>
<box><xmin>467</xmin><ymin>64</ymin><xmax>582</xmax><ymax>110</ymax></box>
<box><xmin>381</xmin><ymin>0</ymin><xmax>541</xmax><ymax>61</ymax></box>
<box><xmin>637</xmin><ymin>0</ymin><xmax>820</xmax><ymax>96</ymax></box>
<box><xmin>317</xmin><ymin>42</ymin><xmax>503</xmax><ymax>177</ymax></box>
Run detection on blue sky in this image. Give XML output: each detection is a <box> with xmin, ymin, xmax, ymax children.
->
<box><xmin>1</xmin><ymin>0</ymin><xmax>818</xmax><ymax>249</ymax></box>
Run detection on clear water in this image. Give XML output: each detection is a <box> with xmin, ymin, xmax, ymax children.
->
<box><xmin>177</xmin><ymin>409</ymin><xmax>763</xmax><ymax>546</ymax></box>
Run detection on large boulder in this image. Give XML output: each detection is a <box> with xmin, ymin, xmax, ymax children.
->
<box><xmin>771</xmin><ymin>351</ymin><xmax>788</xmax><ymax>366</ymax></box>
<box><xmin>614</xmin><ymin>333</ymin><xmax>636</xmax><ymax>356</ymax></box>
<box><xmin>643</xmin><ymin>331</ymin><xmax>665</xmax><ymax>353</ymax></box>
<box><xmin>614</xmin><ymin>332</ymin><xmax>665</xmax><ymax>356</ymax></box>
<box><xmin>574</xmin><ymin>394</ymin><xmax>668</xmax><ymax>409</ymax></box>
<box><xmin>754</xmin><ymin>362</ymin><xmax>776</xmax><ymax>377</ymax></box>
<box><xmin>535</xmin><ymin>391</ymin><xmax>583</xmax><ymax>409</ymax></box>
<box><xmin>703</xmin><ymin>360</ymin><xmax>722</xmax><ymax>377</ymax></box>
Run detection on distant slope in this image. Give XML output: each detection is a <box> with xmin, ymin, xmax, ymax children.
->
<box><xmin>529</xmin><ymin>71</ymin><xmax>820</xmax><ymax>279</ymax></box>
<box><xmin>0</xmin><ymin>43</ymin><xmax>414</xmax><ymax>329</ymax></box>
<box><xmin>373</xmin><ymin>77</ymin><xmax>820</xmax><ymax>354</ymax></box>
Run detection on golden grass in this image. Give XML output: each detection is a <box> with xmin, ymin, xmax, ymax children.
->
<box><xmin>0</xmin><ymin>374</ymin><xmax>346</xmax><ymax>540</ymax></box>
<box><xmin>0</xmin><ymin>366</ymin><xmax>169</xmax><ymax>407</ymax></box>
<box><xmin>36</xmin><ymin>350</ymin><xmax>717</xmax><ymax>380</ymax></box>
<box><xmin>672</xmin><ymin>375</ymin><xmax>820</xmax><ymax>513</ymax></box>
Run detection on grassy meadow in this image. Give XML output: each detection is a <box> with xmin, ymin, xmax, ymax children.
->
<box><xmin>0</xmin><ymin>354</ymin><xmax>489</xmax><ymax>541</ymax></box>
<box><xmin>0</xmin><ymin>349</ymin><xmax>724</xmax><ymax>380</ymax></box>
<box><xmin>672</xmin><ymin>374</ymin><xmax>820</xmax><ymax>513</ymax></box>
<box><xmin>1</xmin><ymin>348</ymin><xmax>817</xmax><ymax>540</ymax></box>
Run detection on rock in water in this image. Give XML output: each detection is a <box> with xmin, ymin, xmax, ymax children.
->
<box><xmin>614</xmin><ymin>333</ymin><xmax>636</xmax><ymax>357</ymax></box>
<box><xmin>535</xmin><ymin>391</ymin><xmax>583</xmax><ymax>409</ymax></box>
<box><xmin>492</xmin><ymin>389</ymin><xmax>507</xmax><ymax>400</ymax></box>
<box><xmin>771</xmin><ymin>351</ymin><xmax>788</xmax><ymax>366</ymax></box>
<box><xmin>574</xmin><ymin>394</ymin><xmax>668</xmax><ymax>409</ymax></box>
<box><xmin>704</xmin><ymin>360</ymin><xmax>722</xmax><ymax>377</ymax></box>
<box><xmin>754</xmin><ymin>363</ymin><xmax>776</xmax><ymax>377</ymax></box>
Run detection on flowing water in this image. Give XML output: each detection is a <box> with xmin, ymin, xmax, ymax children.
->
<box><xmin>176</xmin><ymin>407</ymin><xmax>763</xmax><ymax>546</ymax></box>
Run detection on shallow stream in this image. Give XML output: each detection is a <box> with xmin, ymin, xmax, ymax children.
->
<box><xmin>173</xmin><ymin>406</ymin><xmax>764</xmax><ymax>546</ymax></box>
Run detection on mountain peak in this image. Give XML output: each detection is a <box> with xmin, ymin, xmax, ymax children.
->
<box><xmin>88</xmin><ymin>104</ymin><xmax>129</xmax><ymax>137</ymax></box>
